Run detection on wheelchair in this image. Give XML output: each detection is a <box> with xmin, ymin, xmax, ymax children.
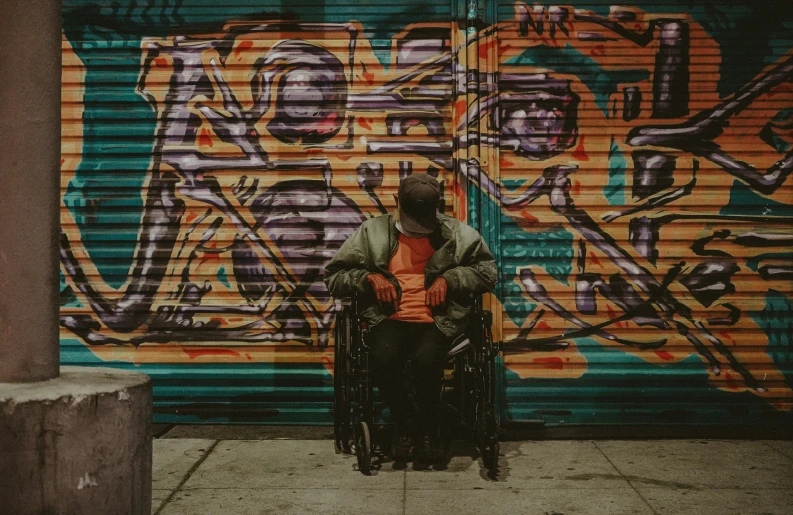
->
<box><xmin>333</xmin><ymin>294</ymin><xmax>500</xmax><ymax>475</ymax></box>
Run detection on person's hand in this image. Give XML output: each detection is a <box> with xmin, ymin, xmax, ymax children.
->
<box><xmin>425</xmin><ymin>277</ymin><xmax>447</xmax><ymax>308</ymax></box>
<box><xmin>366</xmin><ymin>273</ymin><xmax>399</xmax><ymax>310</ymax></box>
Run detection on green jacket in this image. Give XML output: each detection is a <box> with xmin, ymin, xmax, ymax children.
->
<box><xmin>323</xmin><ymin>212</ymin><xmax>497</xmax><ymax>338</ymax></box>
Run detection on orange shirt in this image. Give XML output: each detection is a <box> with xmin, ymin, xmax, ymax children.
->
<box><xmin>388</xmin><ymin>233</ymin><xmax>435</xmax><ymax>323</ymax></box>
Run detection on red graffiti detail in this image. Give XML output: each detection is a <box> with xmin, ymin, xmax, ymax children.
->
<box><xmin>454</xmin><ymin>183</ymin><xmax>466</xmax><ymax>221</ymax></box>
<box><xmin>571</xmin><ymin>180</ymin><xmax>580</xmax><ymax>196</ymax></box>
<box><xmin>479</xmin><ymin>40</ymin><xmax>497</xmax><ymax>59</ymax></box>
<box><xmin>234</xmin><ymin>40</ymin><xmax>253</xmax><ymax>57</ymax></box>
<box><xmin>209</xmin><ymin>317</ymin><xmax>227</xmax><ymax>327</ymax></box>
<box><xmin>321</xmin><ymin>355</ymin><xmax>334</xmax><ymax>374</ymax></box>
<box><xmin>455</xmin><ymin>100</ymin><xmax>468</xmax><ymax>120</ymax></box>
<box><xmin>153</xmin><ymin>57</ymin><xmax>167</xmax><ymax>67</ymax></box>
<box><xmin>361</xmin><ymin>62</ymin><xmax>375</xmax><ymax>85</ymax></box>
<box><xmin>606</xmin><ymin>304</ymin><xmax>623</xmax><ymax>328</ymax></box>
<box><xmin>199</xmin><ymin>128</ymin><xmax>213</xmax><ymax>148</ymax></box>
<box><xmin>588</xmin><ymin>251</ymin><xmax>602</xmax><ymax>268</ymax></box>
<box><xmin>534</xmin><ymin>357</ymin><xmax>564</xmax><ymax>370</ymax></box>
<box><xmin>184</xmin><ymin>347</ymin><xmax>241</xmax><ymax>359</ymax></box>
<box><xmin>198</xmin><ymin>243</ymin><xmax>220</xmax><ymax>267</ymax></box>
<box><xmin>537</xmin><ymin>321</ymin><xmax>551</xmax><ymax>330</ymax></box>
<box><xmin>655</xmin><ymin>350</ymin><xmax>675</xmax><ymax>361</ymax></box>
<box><xmin>520</xmin><ymin>210</ymin><xmax>538</xmax><ymax>223</ymax></box>
<box><xmin>357</xmin><ymin>117</ymin><xmax>372</xmax><ymax>131</ymax></box>
<box><xmin>572</xmin><ymin>135</ymin><xmax>589</xmax><ymax>161</ymax></box>
<box><xmin>198</xmin><ymin>254</ymin><xmax>220</xmax><ymax>267</ymax></box>
<box><xmin>591</xmin><ymin>44</ymin><xmax>605</xmax><ymax>56</ymax></box>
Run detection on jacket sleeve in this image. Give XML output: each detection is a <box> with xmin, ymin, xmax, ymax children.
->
<box><xmin>441</xmin><ymin>233</ymin><xmax>498</xmax><ymax>297</ymax></box>
<box><xmin>323</xmin><ymin>225</ymin><xmax>372</xmax><ymax>299</ymax></box>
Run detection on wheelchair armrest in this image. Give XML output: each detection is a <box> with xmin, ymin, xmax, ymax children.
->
<box><xmin>334</xmin><ymin>294</ymin><xmax>361</xmax><ymax>314</ymax></box>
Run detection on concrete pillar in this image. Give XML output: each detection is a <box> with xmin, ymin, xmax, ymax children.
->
<box><xmin>0</xmin><ymin>367</ymin><xmax>152</xmax><ymax>514</ymax></box>
<box><xmin>0</xmin><ymin>2</ymin><xmax>153</xmax><ymax>513</ymax></box>
<box><xmin>0</xmin><ymin>0</ymin><xmax>62</xmax><ymax>382</ymax></box>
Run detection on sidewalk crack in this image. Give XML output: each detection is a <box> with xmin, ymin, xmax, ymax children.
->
<box><xmin>155</xmin><ymin>439</ymin><xmax>221</xmax><ymax>515</ymax></box>
<box><xmin>761</xmin><ymin>441</ymin><xmax>793</xmax><ymax>462</ymax></box>
<box><xmin>592</xmin><ymin>441</ymin><xmax>660</xmax><ymax>515</ymax></box>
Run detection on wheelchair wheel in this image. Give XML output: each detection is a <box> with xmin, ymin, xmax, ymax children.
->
<box><xmin>355</xmin><ymin>421</ymin><xmax>372</xmax><ymax>475</ymax></box>
<box><xmin>476</xmin><ymin>403</ymin><xmax>499</xmax><ymax>470</ymax></box>
<box><xmin>334</xmin><ymin>311</ymin><xmax>353</xmax><ymax>454</ymax></box>
<box><xmin>474</xmin><ymin>320</ymin><xmax>499</xmax><ymax>471</ymax></box>
<box><xmin>482</xmin><ymin>440</ymin><xmax>499</xmax><ymax>471</ymax></box>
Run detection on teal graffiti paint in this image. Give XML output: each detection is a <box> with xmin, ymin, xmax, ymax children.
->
<box><xmin>604</xmin><ymin>136</ymin><xmax>626</xmax><ymax>206</ymax></box>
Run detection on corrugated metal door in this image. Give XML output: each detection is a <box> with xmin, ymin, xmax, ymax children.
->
<box><xmin>61</xmin><ymin>0</ymin><xmax>793</xmax><ymax>427</ymax></box>
<box><xmin>60</xmin><ymin>0</ymin><xmax>459</xmax><ymax>423</ymax></box>
<box><xmin>494</xmin><ymin>1</ymin><xmax>793</xmax><ymax>426</ymax></box>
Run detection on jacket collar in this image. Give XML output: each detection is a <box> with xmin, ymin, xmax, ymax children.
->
<box><xmin>388</xmin><ymin>212</ymin><xmax>451</xmax><ymax>250</ymax></box>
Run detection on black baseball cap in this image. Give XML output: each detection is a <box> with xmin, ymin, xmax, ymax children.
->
<box><xmin>398</xmin><ymin>173</ymin><xmax>440</xmax><ymax>234</ymax></box>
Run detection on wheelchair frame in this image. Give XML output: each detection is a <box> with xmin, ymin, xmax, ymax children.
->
<box><xmin>333</xmin><ymin>295</ymin><xmax>500</xmax><ymax>474</ymax></box>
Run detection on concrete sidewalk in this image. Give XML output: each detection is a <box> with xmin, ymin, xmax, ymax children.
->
<box><xmin>150</xmin><ymin>426</ymin><xmax>793</xmax><ymax>515</ymax></box>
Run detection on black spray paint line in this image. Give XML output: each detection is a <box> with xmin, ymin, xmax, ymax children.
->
<box><xmin>627</xmin><ymin>55</ymin><xmax>793</xmax><ymax>194</ymax></box>
<box><xmin>65</xmin><ymin>23</ymin><xmax>419</xmax><ymax>345</ymax></box>
<box><xmin>510</xmin><ymin>263</ymin><xmax>683</xmax><ymax>351</ymax></box>
<box><xmin>60</xmin><ymin>174</ymin><xmax>186</xmax><ymax>333</ymax></box>
<box><xmin>602</xmin><ymin>161</ymin><xmax>698</xmax><ymax>223</ymax></box>
<box><xmin>499</xmin><ymin>164</ymin><xmax>774</xmax><ymax>386</ymax></box>
<box><xmin>693</xmin><ymin>321</ymin><xmax>762</xmax><ymax>391</ymax></box>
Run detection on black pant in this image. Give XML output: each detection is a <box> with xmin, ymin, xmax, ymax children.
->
<box><xmin>367</xmin><ymin>319</ymin><xmax>450</xmax><ymax>433</ymax></box>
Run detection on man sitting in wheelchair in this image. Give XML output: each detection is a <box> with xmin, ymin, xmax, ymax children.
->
<box><xmin>324</xmin><ymin>173</ymin><xmax>497</xmax><ymax>463</ymax></box>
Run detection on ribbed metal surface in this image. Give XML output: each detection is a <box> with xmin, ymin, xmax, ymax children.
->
<box><xmin>496</xmin><ymin>1</ymin><xmax>793</xmax><ymax>425</ymax></box>
<box><xmin>60</xmin><ymin>1</ymin><xmax>793</xmax><ymax>426</ymax></box>
<box><xmin>60</xmin><ymin>0</ymin><xmax>455</xmax><ymax>423</ymax></box>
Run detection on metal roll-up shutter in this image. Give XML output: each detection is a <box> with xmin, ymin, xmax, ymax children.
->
<box><xmin>60</xmin><ymin>0</ymin><xmax>457</xmax><ymax>423</ymax></box>
<box><xmin>495</xmin><ymin>1</ymin><xmax>793</xmax><ymax>426</ymax></box>
<box><xmin>60</xmin><ymin>0</ymin><xmax>793</xmax><ymax>428</ymax></box>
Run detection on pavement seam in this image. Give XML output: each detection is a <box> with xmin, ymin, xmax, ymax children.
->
<box><xmin>592</xmin><ymin>441</ymin><xmax>661</xmax><ymax>515</ymax></box>
<box><xmin>155</xmin><ymin>439</ymin><xmax>221</xmax><ymax>515</ymax></box>
<box><xmin>760</xmin><ymin>441</ymin><xmax>793</xmax><ymax>463</ymax></box>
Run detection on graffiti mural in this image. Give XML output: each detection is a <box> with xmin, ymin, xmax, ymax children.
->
<box><xmin>62</xmin><ymin>20</ymin><xmax>457</xmax><ymax>360</ymax></box>
<box><xmin>60</xmin><ymin>0</ymin><xmax>792</xmax><ymax>423</ymax></box>
<box><xmin>487</xmin><ymin>4</ymin><xmax>793</xmax><ymax>417</ymax></box>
